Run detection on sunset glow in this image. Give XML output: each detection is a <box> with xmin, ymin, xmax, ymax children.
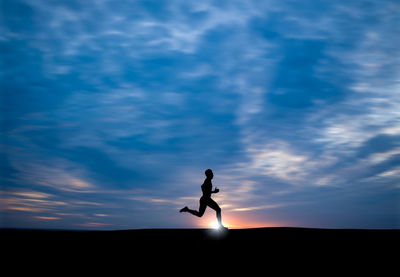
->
<box><xmin>201</xmin><ymin>211</ymin><xmax>287</xmax><ymax>230</ymax></box>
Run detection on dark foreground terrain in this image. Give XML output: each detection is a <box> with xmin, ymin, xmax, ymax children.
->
<box><xmin>2</xmin><ymin>227</ymin><xmax>398</xmax><ymax>273</ymax></box>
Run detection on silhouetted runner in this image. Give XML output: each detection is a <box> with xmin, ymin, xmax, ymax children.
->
<box><xmin>180</xmin><ymin>169</ymin><xmax>227</xmax><ymax>229</ymax></box>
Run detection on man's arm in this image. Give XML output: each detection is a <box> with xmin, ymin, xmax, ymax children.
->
<box><xmin>212</xmin><ymin>187</ymin><xmax>219</xmax><ymax>193</ymax></box>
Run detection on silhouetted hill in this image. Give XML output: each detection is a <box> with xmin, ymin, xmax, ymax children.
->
<box><xmin>3</xmin><ymin>227</ymin><xmax>398</xmax><ymax>273</ymax></box>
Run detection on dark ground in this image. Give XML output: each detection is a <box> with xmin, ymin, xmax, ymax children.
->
<box><xmin>2</xmin><ymin>227</ymin><xmax>398</xmax><ymax>273</ymax></box>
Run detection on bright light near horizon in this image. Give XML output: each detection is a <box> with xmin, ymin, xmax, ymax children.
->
<box><xmin>210</xmin><ymin>221</ymin><xmax>231</xmax><ymax>230</ymax></box>
<box><xmin>202</xmin><ymin>213</ymin><xmax>285</xmax><ymax>229</ymax></box>
<box><xmin>210</xmin><ymin>221</ymin><xmax>220</xmax><ymax>229</ymax></box>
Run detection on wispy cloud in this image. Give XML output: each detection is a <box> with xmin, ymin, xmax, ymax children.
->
<box><xmin>0</xmin><ymin>190</ymin><xmax>66</xmax><ymax>213</ymax></box>
<box><xmin>35</xmin><ymin>216</ymin><xmax>60</xmax><ymax>220</ymax></box>
<box><xmin>11</xmin><ymin>160</ymin><xmax>96</xmax><ymax>193</ymax></box>
<box><xmin>231</xmin><ymin>203</ymin><xmax>287</xmax><ymax>212</ymax></box>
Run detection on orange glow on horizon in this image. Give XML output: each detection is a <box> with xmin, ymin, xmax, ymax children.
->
<box><xmin>195</xmin><ymin>212</ymin><xmax>288</xmax><ymax>229</ymax></box>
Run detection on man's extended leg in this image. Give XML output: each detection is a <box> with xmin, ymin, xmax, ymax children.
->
<box><xmin>207</xmin><ymin>198</ymin><xmax>222</xmax><ymax>226</ymax></box>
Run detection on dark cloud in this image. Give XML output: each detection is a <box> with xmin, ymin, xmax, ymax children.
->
<box><xmin>356</xmin><ymin>134</ymin><xmax>400</xmax><ymax>159</ymax></box>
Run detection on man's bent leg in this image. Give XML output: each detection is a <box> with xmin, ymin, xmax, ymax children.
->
<box><xmin>187</xmin><ymin>197</ymin><xmax>207</xmax><ymax>217</ymax></box>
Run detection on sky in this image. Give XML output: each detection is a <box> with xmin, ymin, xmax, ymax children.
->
<box><xmin>1</xmin><ymin>0</ymin><xmax>400</xmax><ymax>230</ymax></box>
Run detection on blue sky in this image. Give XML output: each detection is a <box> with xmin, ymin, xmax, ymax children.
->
<box><xmin>1</xmin><ymin>0</ymin><xmax>399</xmax><ymax>229</ymax></box>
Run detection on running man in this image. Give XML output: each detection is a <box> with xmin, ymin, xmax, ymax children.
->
<box><xmin>180</xmin><ymin>169</ymin><xmax>227</xmax><ymax>229</ymax></box>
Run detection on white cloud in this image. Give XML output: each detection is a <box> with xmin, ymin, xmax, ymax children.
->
<box><xmin>231</xmin><ymin>203</ymin><xmax>285</xmax><ymax>212</ymax></box>
<box><xmin>366</xmin><ymin>148</ymin><xmax>400</xmax><ymax>164</ymax></box>
<box><xmin>239</xmin><ymin>140</ymin><xmax>314</xmax><ymax>184</ymax></box>
<box><xmin>378</xmin><ymin>167</ymin><xmax>400</xmax><ymax>178</ymax></box>
<box><xmin>130</xmin><ymin>196</ymin><xmax>183</xmax><ymax>207</ymax></box>
<box><xmin>313</xmin><ymin>90</ymin><xmax>400</xmax><ymax>155</ymax></box>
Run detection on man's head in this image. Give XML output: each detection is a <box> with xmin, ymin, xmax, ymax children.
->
<box><xmin>205</xmin><ymin>169</ymin><xmax>213</xmax><ymax>179</ymax></box>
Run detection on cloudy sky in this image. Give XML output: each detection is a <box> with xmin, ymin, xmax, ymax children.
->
<box><xmin>1</xmin><ymin>0</ymin><xmax>399</xmax><ymax>229</ymax></box>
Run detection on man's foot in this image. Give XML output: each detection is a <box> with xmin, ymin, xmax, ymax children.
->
<box><xmin>179</xmin><ymin>206</ymin><xmax>189</xmax><ymax>213</ymax></box>
<box><xmin>219</xmin><ymin>225</ymin><xmax>228</xmax><ymax>231</ymax></box>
